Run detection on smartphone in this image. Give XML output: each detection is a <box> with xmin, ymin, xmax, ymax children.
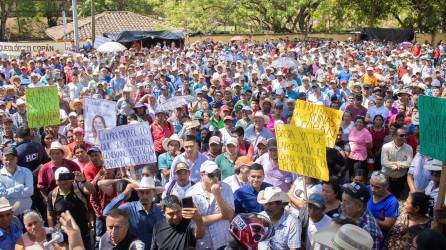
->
<box><xmin>182</xmin><ymin>196</ymin><xmax>195</xmax><ymax>208</ymax></box>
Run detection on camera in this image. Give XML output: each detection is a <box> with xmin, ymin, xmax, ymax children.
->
<box><xmin>58</xmin><ymin>172</ymin><xmax>75</xmax><ymax>181</ymax></box>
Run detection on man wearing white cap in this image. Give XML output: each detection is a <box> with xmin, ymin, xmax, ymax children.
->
<box><xmin>12</xmin><ymin>98</ymin><xmax>27</xmax><ymax>128</ymax></box>
<box><xmin>186</xmin><ymin>160</ymin><xmax>234</xmax><ymax>250</ymax></box>
<box><xmin>215</xmin><ymin>137</ymin><xmax>240</xmax><ymax>180</ymax></box>
<box><xmin>47</xmin><ymin>167</ymin><xmax>95</xmax><ymax>249</ymax></box>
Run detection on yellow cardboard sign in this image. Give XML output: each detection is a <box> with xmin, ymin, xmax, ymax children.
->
<box><xmin>276</xmin><ymin>124</ymin><xmax>329</xmax><ymax>181</ymax></box>
<box><xmin>291</xmin><ymin>100</ymin><xmax>343</xmax><ymax>148</ymax></box>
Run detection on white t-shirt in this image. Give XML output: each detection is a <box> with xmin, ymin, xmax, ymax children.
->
<box><xmin>306</xmin><ymin>215</ymin><xmax>333</xmax><ymax>250</ymax></box>
<box><xmin>289</xmin><ymin>176</ymin><xmax>323</xmax><ymax>216</ymax></box>
<box><xmin>223</xmin><ymin>175</ymin><xmax>244</xmax><ymax>192</ymax></box>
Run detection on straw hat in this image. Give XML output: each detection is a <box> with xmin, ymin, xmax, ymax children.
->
<box><xmin>0</xmin><ymin>197</ymin><xmax>19</xmax><ymax>212</ymax></box>
<box><xmin>313</xmin><ymin>224</ymin><xmax>373</xmax><ymax>250</ymax></box>
<box><xmin>135</xmin><ymin>176</ymin><xmax>165</xmax><ymax>194</ymax></box>
<box><xmin>162</xmin><ymin>134</ymin><xmax>183</xmax><ymax>151</ymax></box>
<box><xmin>69</xmin><ymin>98</ymin><xmax>83</xmax><ymax>110</ymax></box>
<box><xmin>253</xmin><ymin>111</ymin><xmax>269</xmax><ymax>124</ymax></box>
<box><xmin>49</xmin><ymin>141</ymin><xmax>69</xmax><ymax>156</ymax></box>
<box><xmin>257</xmin><ymin>187</ymin><xmax>289</xmax><ymax>204</ymax></box>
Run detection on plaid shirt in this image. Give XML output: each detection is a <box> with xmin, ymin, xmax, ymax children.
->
<box><xmin>258</xmin><ymin>210</ymin><xmax>302</xmax><ymax>250</ymax></box>
<box><xmin>360</xmin><ymin>211</ymin><xmax>384</xmax><ymax>250</ymax></box>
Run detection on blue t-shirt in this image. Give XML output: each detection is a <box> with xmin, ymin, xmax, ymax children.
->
<box><xmin>234</xmin><ymin>182</ymin><xmax>272</xmax><ymax>214</ymax></box>
<box><xmin>367</xmin><ymin>193</ymin><xmax>399</xmax><ymax>222</ymax></box>
<box><xmin>0</xmin><ymin>217</ymin><xmax>23</xmax><ymax>250</ymax></box>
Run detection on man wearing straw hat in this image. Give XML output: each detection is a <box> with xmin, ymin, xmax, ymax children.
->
<box><xmin>257</xmin><ymin>186</ymin><xmax>302</xmax><ymax>250</ymax></box>
<box><xmin>313</xmin><ymin>224</ymin><xmax>374</xmax><ymax>250</ymax></box>
<box><xmin>0</xmin><ymin>197</ymin><xmax>22</xmax><ymax>249</ymax></box>
<box><xmin>103</xmin><ymin>176</ymin><xmax>165</xmax><ymax>248</ymax></box>
<box><xmin>37</xmin><ymin>141</ymin><xmax>80</xmax><ymax>201</ymax></box>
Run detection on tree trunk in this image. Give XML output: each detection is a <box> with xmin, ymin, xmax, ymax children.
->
<box><xmin>0</xmin><ymin>1</ymin><xmax>9</xmax><ymax>41</ymax></box>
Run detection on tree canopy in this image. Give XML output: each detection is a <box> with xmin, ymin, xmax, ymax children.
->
<box><xmin>1</xmin><ymin>0</ymin><xmax>445</xmax><ymax>41</ymax></box>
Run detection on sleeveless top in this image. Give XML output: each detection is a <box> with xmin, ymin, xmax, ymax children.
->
<box><xmin>21</xmin><ymin>227</ymin><xmax>54</xmax><ymax>250</ymax></box>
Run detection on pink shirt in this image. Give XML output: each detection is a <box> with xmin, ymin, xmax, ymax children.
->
<box><xmin>348</xmin><ymin>127</ymin><xmax>372</xmax><ymax>161</ymax></box>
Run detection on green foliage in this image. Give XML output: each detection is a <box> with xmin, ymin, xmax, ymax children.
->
<box><xmin>2</xmin><ymin>0</ymin><xmax>445</xmax><ymax>41</ymax></box>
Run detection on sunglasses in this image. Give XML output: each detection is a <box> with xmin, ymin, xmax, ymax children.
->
<box><xmin>207</xmin><ymin>172</ymin><xmax>220</xmax><ymax>179</ymax></box>
<box><xmin>397</xmin><ymin>134</ymin><xmax>407</xmax><ymax>137</ymax></box>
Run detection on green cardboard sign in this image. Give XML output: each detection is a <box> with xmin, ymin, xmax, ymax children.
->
<box><xmin>419</xmin><ymin>95</ymin><xmax>446</xmax><ymax>162</ymax></box>
<box><xmin>25</xmin><ymin>86</ymin><xmax>60</xmax><ymax>128</ymax></box>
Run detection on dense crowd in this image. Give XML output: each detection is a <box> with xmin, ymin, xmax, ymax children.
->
<box><xmin>0</xmin><ymin>38</ymin><xmax>446</xmax><ymax>250</ymax></box>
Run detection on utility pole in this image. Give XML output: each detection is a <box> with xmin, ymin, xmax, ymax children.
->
<box><xmin>72</xmin><ymin>0</ymin><xmax>79</xmax><ymax>50</ymax></box>
<box><xmin>91</xmin><ymin>0</ymin><xmax>95</xmax><ymax>44</ymax></box>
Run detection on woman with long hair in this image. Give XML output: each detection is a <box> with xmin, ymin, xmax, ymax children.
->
<box><xmin>384</xmin><ymin>192</ymin><xmax>432</xmax><ymax>249</ymax></box>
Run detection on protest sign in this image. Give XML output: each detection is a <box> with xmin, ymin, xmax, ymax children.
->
<box><xmin>0</xmin><ymin>42</ymin><xmax>66</xmax><ymax>58</ymax></box>
<box><xmin>98</xmin><ymin>123</ymin><xmax>157</xmax><ymax>169</ymax></box>
<box><xmin>290</xmin><ymin>100</ymin><xmax>343</xmax><ymax>148</ymax></box>
<box><xmin>276</xmin><ymin>124</ymin><xmax>329</xmax><ymax>181</ymax></box>
<box><xmin>83</xmin><ymin>97</ymin><xmax>117</xmax><ymax>144</ymax></box>
<box><xmin>419</xmin><ymin>95</ymin><xmax>446</xmax><ymax>161</ymax></box>
<box><xmin>25</xmin><ymin>86</ymin><xmax>60</xmax><ymax>128</ymax></box>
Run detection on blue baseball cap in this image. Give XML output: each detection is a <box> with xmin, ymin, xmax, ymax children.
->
<box><xmin>308</xmin><ymin>193</ymin><xmax>326</xmax><ymax>208</ymax></box>
<box><xmin>87</xmin><ymin>146</ymin><xmax>101</xmax><ymax>154</ymax></box>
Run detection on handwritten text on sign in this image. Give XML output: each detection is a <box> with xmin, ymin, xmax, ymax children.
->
<box><xmin>291</xmin><ymin>100</ymin><xmax>343</xmax><ymax>148</ymax></box>
<box><xmin>98</xmin><ymin>123</ymin><xmax>157</xmax><ymax>169</ymax></box>
<box><xmin>25</xmin><ymin>86</ymin><xmax>60</xmax><ymax>128</ymax></box>
<box><xmin>276</xmin><ymin>124</ymin><xmax>329</xmax><ymax>181</ymax></box>
<box><xmin>419</xmin><ymin>96</ymin><xmax>446</xmax><ymax>161</ymax></box>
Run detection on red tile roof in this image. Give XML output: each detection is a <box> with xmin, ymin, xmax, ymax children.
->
<box><xmin>45</xmin><ymin>11</ymin><xmax>182</xmax><ymax>41</ymax></box>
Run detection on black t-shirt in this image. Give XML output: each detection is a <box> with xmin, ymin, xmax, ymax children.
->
<box><xmin>47</xmin><ymin>187</ymin><xmax>89</xmax><ymax>236</ymax></box>
<box><xmin>150</xmin><ymin>218</ymin><xmax>196</xmax><ymax>250</ymax></box>
<box><xmin>100</xmin><ymin>231</ymin><xmax>144</xmax><ymax>250</ymax></box>
<box><xmin>16</xmin><ymin>140</ymin><xmax>50</xmax><ymax>172</ymax></box>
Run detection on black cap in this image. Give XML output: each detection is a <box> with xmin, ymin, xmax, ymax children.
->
<box><xmin>267</xmin><ymin>138</ymin><xmax>277</xmax><ymax>150</ymax></box>
<box><xmin>3</xmin><ymin>146</ymin><xmax>17</xmax><ymax>157</ymax></box>
<box><xmin>342</xmin><ymin>182</ymin><xmax>370</xmax><ymax>204</ymax></box>
<box><xmin>15</xmin><ymin>126</ymin><xmax>30</xmax><ymax>138</ymax></box>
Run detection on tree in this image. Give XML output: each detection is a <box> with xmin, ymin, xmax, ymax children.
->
<box><xmin>0</xmin><ymin>0</ymin><xmax>15</xmax><ymax>41</ymax></box>
<box><xmin>392</xmin><ymin>0</ymin><xmax>444</xmax><ymax>33</ymax></box>
<box><xmin>337</xmin><ymin>0</ymin><xmax>398</xmax><ymax>27</ymax></box>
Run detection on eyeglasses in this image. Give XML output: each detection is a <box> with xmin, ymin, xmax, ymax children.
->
<box><xmin>397</xmin><ymin>134</ymin><xmax>406</xmax><ymax>137</ymax></box>
<box><xmin>207</xmin><ymin>172</ymin><xmax>220</xmax><ymax>179</ymax></box>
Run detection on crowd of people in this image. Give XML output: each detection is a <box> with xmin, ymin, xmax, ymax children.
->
<box><xmin>0</xmin><ymin>38</ymin><xmax>446</xmax><ymax>249</ymax></box>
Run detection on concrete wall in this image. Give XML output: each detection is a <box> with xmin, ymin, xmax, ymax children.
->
<box><xmin>186</xmin><ymin>32</ymin><xmax>446</xmax><ymax>45</ymax></box>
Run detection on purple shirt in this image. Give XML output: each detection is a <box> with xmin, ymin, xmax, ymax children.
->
<box><xmin>255</xmin><ymin>153</ymin><xmax>294</xmax><ymax>192</ymax></box>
